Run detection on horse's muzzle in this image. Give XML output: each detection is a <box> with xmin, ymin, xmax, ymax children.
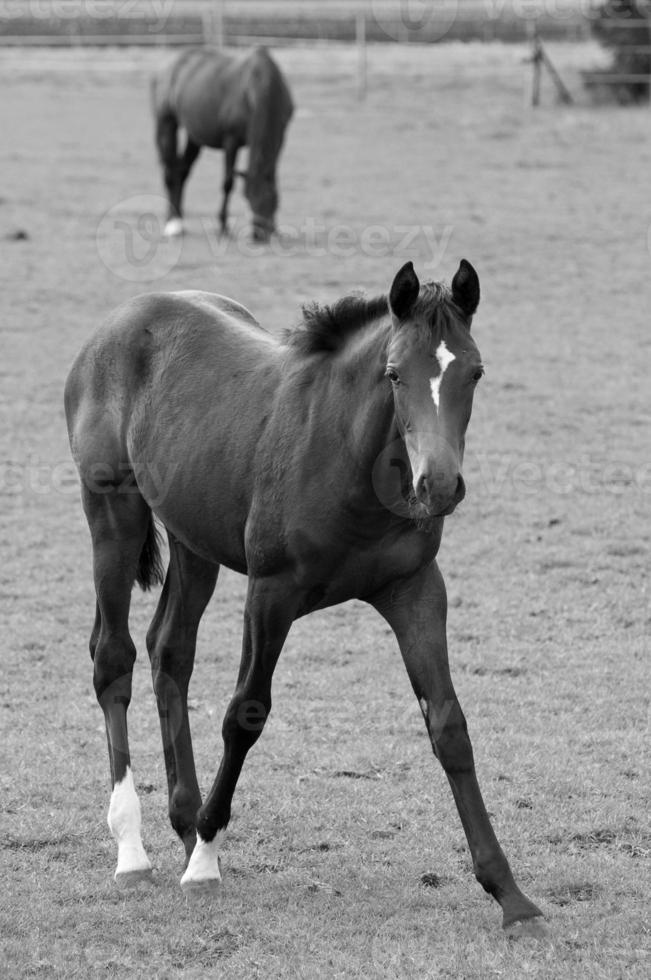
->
<box><xmin>251</xmin><ymin>215</ymin><xmax>275</xmax><ymax>242</ymax></box>
<box><xmin>415</xmin><ymin>473</ymin><xmax>466</xmax><ymax>517</ymax></box>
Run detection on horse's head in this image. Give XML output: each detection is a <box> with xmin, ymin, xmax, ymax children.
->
<box><xmin>245</xmin><ymin>171</ymin><xmax>278</xmax><ymax>242</ymax></box>
<box><xmin>385</xmin><ymin>260</ymin><xmax>483</xmax><ymax>519</ymax></box>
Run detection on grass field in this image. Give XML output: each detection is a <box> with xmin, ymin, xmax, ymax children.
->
<box><xmin>1</xmin><ymin>41</ymin><xmax>650</xmax><ymax>978</ymax></box>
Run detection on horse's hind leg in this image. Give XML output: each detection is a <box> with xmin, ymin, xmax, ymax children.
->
<box><xmin>83</xmin><ymin>485</ymin><xmax>156</xmax><ymax>886</ymax></box>
<box><xmin>155</xmin><ymin>111</ymin><xmax>185</xmax><ymax>238</ymax></box>
<box><xmin>176</xmin><ymin>136</ymin><xmax>201</xmax><ymax>229</ymax></box>
<box><xmin>146</xmin><ymin>536</ymin><xmax>219</xmax><ymax>863</ymax></box>
<box><xmin>180</xmin><ymin>577</ymin><xmax>297</xmax><ymax>895</ymax></box>
<box><xmin>218</xmin><ymin>138</ymin><xmax>239</xmax><ymax>236</ymax></box>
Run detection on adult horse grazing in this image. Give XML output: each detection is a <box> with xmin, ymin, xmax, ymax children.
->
<box><xmin>151</xmin><ymin>46</ymin><xmax>293</xmax><ymax>241</ymax></box>
<box><xmin>64</xmin><ymin>261</ymin><xmax>544</xmax><ymax>933</ymax></box>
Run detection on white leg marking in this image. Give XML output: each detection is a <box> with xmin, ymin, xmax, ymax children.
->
<box><xmin>180</xmin><ymin>831</ymin><xmax>224</xmax><ymax>895</ymax></box>
<box><xmin>164</xmin><ymin>216</ymin><xmax>184</xmax><ymax>238</ymax></box>
<box><xmin>107</xmin><ymin>767</ymin><xmax>152</xmax><ymax>885</ymax></box>
<box><xmin>430</xmin><ymin>340</ymin><xmax>456</xmax><ymax>412</ymax></box>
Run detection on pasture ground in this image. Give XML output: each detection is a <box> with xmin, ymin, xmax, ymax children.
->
<box><xmin>1</xmin><ymin>41</ymin><xmax>649</xmax><ymax>979</ymax></box>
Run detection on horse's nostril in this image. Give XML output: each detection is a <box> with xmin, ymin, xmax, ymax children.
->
<box><xmin>416</xmin><ymin>474</ymin><xmax>429</xmax><ymax>503</ymax></box>
<box><xmin>455</xmin><ymin>475</ymin><xmax>466</xmax><ymax>502</ymax></box>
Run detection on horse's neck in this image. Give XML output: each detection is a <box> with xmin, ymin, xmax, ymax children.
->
<box><xmin>334</xmin><ymin>318</ymin><xmax>399</xmax><ymax>470</ymax></box>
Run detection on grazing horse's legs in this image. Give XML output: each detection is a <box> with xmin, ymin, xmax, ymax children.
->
<box><xmin>218</xmin><ymin>138</ymin><xmax>239</xmax><ymax>236</ymax></box>
<box><xmin>83</xmin><ymin>485</ymin><xmax>154</xmax><ymax>886</ymax></box>
<box><xmin>146</xmin><ymin>536</ymin><xmax>219</xmax><ymax>862</ymax></box>
<box><xmin>371</xmin><ymin>561</ymin><xmax>543</xmax><ymax>931</ymax></box>
<box><xmin>155</xmin><ymin>116</ymin><xmax>200</xmax><ymax>237</ymax></box>
<box><xmin>177</xmin><ymin>136</ymin><xmax>201</xmax><ymax>221</ymax></box>
<box><xmin>155</xmin><ymin>112</ymin><xmax>181</xmax><ymax>234</ymax></box>
<box><xmin>180</xmin><ymin>578</ymin><xmax>297</xmax><ymax>894</ymax></box>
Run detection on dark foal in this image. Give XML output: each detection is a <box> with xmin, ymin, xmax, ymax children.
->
<box><xmin>151</xmin><ymin>46</ymin><xmax>293</xmax><ymax>241</ymax></box>
<box><xmin>64</xmin><ymin>261</ymin><xmax>543</xmax><ymax>932</ymax></box>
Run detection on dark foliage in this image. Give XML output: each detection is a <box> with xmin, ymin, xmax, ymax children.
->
<box><xmin>590</xmin><ymin>0</ymin><xmax>651</xmax><ymax>102</ymax></box>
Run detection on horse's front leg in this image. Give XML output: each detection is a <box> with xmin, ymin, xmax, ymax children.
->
<box><xmin>218</xmin><ymin>139</ymin><xmax>239</xmax><ymax>237</ymax></box>
<box><xmin>371</xmin><ymin>561</ymin><xmax>544</xmax><ymax>932</ymax></box>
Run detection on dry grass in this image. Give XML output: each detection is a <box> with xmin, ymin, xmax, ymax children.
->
<box><xmin>1</xmin><ymin>41</ymin><xmax>649</xmax><ymax>978</ymax></box>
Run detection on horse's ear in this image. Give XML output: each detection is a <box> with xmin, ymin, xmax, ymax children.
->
<box><xmin>389</xmin><ymin>262</ymin><xmax>420</xmax><ymax>323</ymax></box>
<box><xmin>451</xmin><ymin>259</ymin><xmax>480</xmax><ymax>319</ymax></box>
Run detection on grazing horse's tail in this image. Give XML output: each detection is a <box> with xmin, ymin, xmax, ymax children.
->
<box><xmin>136</xmin><ymin>510</ymin><xmax>165</xmax><ymax>592</ymax></box>
<box><xmin>150</xmin><ymin>56</ymin><xmax>177</xmax><ymax>120</ymax></box>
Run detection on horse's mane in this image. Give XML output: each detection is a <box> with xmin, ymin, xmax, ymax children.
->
<box><xmin>286</xmin><ymin>294</ymin><xmax>389</xmax><ymax>355</ymax></box>
<box><xmin>286</xmin><ymin>282</ymin><xmax>455</xmax><ymax>356</ymax></box>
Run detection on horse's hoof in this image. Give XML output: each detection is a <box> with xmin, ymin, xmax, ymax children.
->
<box><xmin>504</xmin><ymin>917</ymin><xmax>550</xmax><ymax>941</ymax></box>
<box><xmin>114</xmin><ymin>866</ymin><xmax>154</xmax><ymax>889</ymax></box>
<box><xmin>180</xmin><ymin>876</ymin><xmax>222</xmax><ymax>900</ymax></box>
<box><xmin>164</xmin><ymin>217</ymin><xmax>184</xmax><ymax>238</ymax></box>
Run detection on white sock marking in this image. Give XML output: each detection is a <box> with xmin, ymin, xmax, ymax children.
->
<box><xmin>164</xmin><ymin>217</ymin><xmax>184</xmax><ymax>238</ymax></box>
<box><xmin>181</xmin><ymin>831</ymin><xmax>224</xmax><ymax>887</ymax></box>
<box><xmin>430</xmin><ymin>340</ymin><xmax>456</xmax><ymax>412</ymax></box>
<box><xmin>107</xmin><ymin>767</ymin><xmax>152</xmax><ymax>878</ymax></box>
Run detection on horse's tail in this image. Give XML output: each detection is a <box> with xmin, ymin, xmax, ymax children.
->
<box><xmin>136</xmin><ymin>510</ymin><xmax>165</xmax><ymax>591</ymax></box>
<box><xmin>150</xmin><ymin>68</ymin><xmax>169</xmax><ymax>121</ymax></box>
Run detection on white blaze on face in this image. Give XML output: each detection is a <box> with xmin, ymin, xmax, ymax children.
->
<box><xmin>107</xmin><ymin>766</ymin><xmax>152</xmax><ymax>881</ymax></box>
<box><xmin>181</xmin><ymin>830</ymin><xmax>224</xmax><ymax>892</ymax></box>
<box><xmin>430</xmin><ymin>340</ymin><xmax>456</xmax><ymax>413</ymax></box>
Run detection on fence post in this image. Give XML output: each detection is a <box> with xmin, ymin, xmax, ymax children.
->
<box><xmin>203</xmin><ymin>0</ymin><xmax>225</xmax><ymax>48</ymax></box>
<box><xmin>357</xmin><ymin>12</ymin><xmax>367</xmax><ymax>101</ymax></box>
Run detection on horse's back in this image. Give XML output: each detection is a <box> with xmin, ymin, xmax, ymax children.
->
<box><xmin>152</xmin><ymin>46</ymin><xmax>292</xmax><ymax>147</ymax></box>
<box><xmin>64</xmin><ymin>291</ymin><xmax>277</xmax><ymax>479</ymax></box>
<box><xmin>153</xmin><ymin>48</ymin><xmax>251</xmax><ymax>145</ymax></box>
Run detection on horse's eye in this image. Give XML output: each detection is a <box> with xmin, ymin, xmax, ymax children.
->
<box><xmin>472</xmin><ymin>368</ymin><xmax>485</xmax><ymax>383</ymax></box>
<box><xmin>386</xmin><ymin>368</ymin><xmax>400</xmax><ymax>385</ymax></box>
